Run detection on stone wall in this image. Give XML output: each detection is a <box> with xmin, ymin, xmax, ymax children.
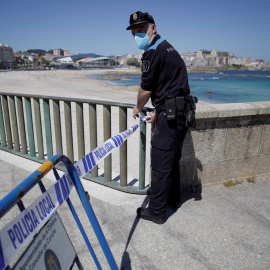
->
<box><xmin>180</xmin><ymin>101</ymin><xmax>270</xmax><ymax>188</ymax></box>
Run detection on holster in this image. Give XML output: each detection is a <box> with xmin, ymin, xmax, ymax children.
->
<box><xmin>164</xmin><ymin>97</ymin><xmax>177</xmax><ymax>120</ymax></box>
<box><xmin>185</xmin><ymin>95</ymin><xmax>198</xmax><ymax>129</ymax></box>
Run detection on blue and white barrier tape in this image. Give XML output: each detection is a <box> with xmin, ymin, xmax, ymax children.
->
<box><xmin>74</xmin><ymin>114</ymin><xmax>150</xmax><ymax>178</ymax></box>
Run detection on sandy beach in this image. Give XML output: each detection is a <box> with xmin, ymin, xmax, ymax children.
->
<box><xmin>0</xmin><ymin>68</ymin><xmax>147</xmax><ymax>106</ymax></box>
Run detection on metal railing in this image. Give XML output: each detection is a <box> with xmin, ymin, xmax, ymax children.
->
<box><xmin>0</xmin><ymin>153</ymin><xmax>118</xmax><ymax>269</ymax></box>
<box><xmin>0</xmin><ymin>92</ymin><xmax>151</xmax><ymax>194</ymax></box>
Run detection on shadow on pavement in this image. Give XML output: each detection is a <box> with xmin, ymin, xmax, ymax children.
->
<box><xmin>120</xmin><ymin>196</ymin><xmax>150</xmax><ymax>270</ymax></box>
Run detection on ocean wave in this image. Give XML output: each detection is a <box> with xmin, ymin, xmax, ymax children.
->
<box><xmin>106</xmin><ymin>81</ymin><xmax>118</xmax><ymax>86</ymax></box>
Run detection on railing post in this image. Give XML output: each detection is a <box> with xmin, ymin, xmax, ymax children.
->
<box><xmin>24</xmin><ymin>97</ymin><xmax>36</xmax><ymax>157</ymax></box>
<box><xmin>76</xmin><ymin>102</ymin><xmax>85</xmax><ymax>160</ymax></box>
<box><xmin>53</xmin><ymin>100</ymin><xmax>63</xmax><ymax>154</ymax></box>
<box><xmin>9</xmin><ymin>96</ymin><xmax>20</xmax><ymax>152</ymax></box>
<box><xmin>16</xmin><ymin>97</ymin><xmax>27</xmax><ymax>154</ymax></box>
<box><xmin>119</xmin><ymin>107</ymin><xmax>127</xmax><ymax>187</ymax></box>
<box><xmin>89</xmin><ymin>104</ymin><xmax>98</xmax><ymax>177</ymax></box>
<box><xmin>64</xmin><ymin>101</ymin><xmax>74</xmax><ymax>162</ymax></box>
<box><xmin>0</xmin><ymin>96</ymin><xmax>7</xmax><ymax>147</ymax></box>
<box><xmin>33</xmin><ymin>98</ymin><xmax>44</xmax><ymax>159</ymax></box>
<box><xmin>139</xmin><ymin>111</ymin><xmax>146</xmax><ymax>190</ymax></box>
<box><xmin>2</xmin><ymin>95</ymin><xmax>13</xmax><ymax>149</ymax></box>
<box><xmin>103</xmin><ymin>105</ymin><xmax>111</xmax><ymax>181</ymax></box>
<box><xmin>43</xmin><ymin>99</ymin><xmax>53</xmax><ymax>158</ymax></box>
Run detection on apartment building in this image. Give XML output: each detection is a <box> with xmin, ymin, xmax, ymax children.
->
<box><xmin>53</xmin><ymin>49</ymin><xmax>61</xmax><ymax>56</ymax></box>
<box><xmin>0</xmin><ymin>44</ymin><xmax>14</xmax><ymax>69</ymax></box>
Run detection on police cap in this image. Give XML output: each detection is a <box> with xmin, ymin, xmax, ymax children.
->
<box><xmin>126</xmin><ymin>11</ymin><xmax>155</xmax><ymax>30</ymax></box>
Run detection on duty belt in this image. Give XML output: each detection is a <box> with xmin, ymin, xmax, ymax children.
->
<box><xmin>155</xmin><ymin>96</ymin><xmax>187</xmax><ymax>114</ymax></box>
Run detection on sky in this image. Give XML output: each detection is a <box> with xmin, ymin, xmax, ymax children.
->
<box><xmin>1</xmin><ymin>0</ymin><xmax>270</xmax><ymax>61</ymax></box>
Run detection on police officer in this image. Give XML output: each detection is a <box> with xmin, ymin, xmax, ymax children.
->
<box><xmin>127</xmin><ymin>11</ymin><xmax>190</xmax><ymax>224</ymax></box>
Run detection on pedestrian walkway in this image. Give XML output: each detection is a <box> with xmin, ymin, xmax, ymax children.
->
<box><xmin>0</xmin><ymin>150</ymin><xmax>269</xmax><ymax>270</ymax></box>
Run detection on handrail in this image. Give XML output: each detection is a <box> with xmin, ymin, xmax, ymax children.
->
<box><xmin>0</xmin><ymin>91</ymin><xmax>153</xmax><ymax>110</ymax></box>
<box><xmin>0</xmin><ymin>92</ymin><xmax>152</xmax><ymax>194</ymax></box>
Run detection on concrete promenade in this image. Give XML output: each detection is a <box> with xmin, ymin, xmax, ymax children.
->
<box><xmin>0</xmin><ymin>150</ymin><xmax>269</xmax><ymax>270</ymax></box>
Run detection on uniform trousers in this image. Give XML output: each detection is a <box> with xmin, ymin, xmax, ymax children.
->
<box><xmin>149</xmin><ymin>112</ymin><xmax>188</xmax><ymax>217</ymax></box>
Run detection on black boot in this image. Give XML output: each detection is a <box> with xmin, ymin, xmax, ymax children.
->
<box><xmin>137</xmin><ymin>207</ymin><xmax>166</xmax><ymax>224</ymax></box>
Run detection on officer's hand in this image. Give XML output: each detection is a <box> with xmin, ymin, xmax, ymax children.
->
<box><xmin>146</xmin><ymin>110</ymin><xmax>157</xmax><ymax>123</ymax></box>
<box><xmin>133</xmin><ymin>106</ymin><xmax>140</xmax><ymax>119</ymax></box>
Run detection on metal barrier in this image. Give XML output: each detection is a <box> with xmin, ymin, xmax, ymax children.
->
<box><xmin>0</xmin><ymin>92</ymin><xmax>151</xmax><ymax>194</ymax></box>
<box><xmin>0</xmin><ymin>153</ymin><xmax>118</xmax><ymax>270</ymax></box>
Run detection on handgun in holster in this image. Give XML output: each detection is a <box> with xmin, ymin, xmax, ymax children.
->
<box><xmin>185</xmin><ymin>95</ymin><xmax>198</xmax><ymax>129</ymax></box>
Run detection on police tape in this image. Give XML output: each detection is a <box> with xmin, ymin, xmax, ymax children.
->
<box><xmin>0</xmin><ymin>115</ymin><xmax>150</xmax><ymax>270</ymax></box>
<box><xmin>74</xmin><ymin>114</ymin><xmax>150</xmax><ymax>178</ymax></box>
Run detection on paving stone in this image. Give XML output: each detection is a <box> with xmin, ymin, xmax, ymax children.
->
<box><xmin>0</xmin><ymin>154</ymin><xmax>270</xmax><ymax>270</ymax></box>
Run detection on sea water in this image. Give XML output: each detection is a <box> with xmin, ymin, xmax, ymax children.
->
<box><xmin>91</xmin><ymin>70</ymin><xmax>270</xmax><ymax>104</ymax></box>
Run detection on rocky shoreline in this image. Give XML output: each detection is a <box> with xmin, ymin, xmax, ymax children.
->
<box><xmin>99</xmin><ymin>66</ymin><xmax>270</xmax><ymax>77</ymax></box>
<box><xmin>98</xmin><ymin>75</ymin><xmax>132</xmax><ymax>80</ymax></box>
<box><xmin>97</xmin><ymin>67</ymin><xmax>270</xmax><ymax>81</ymax></box>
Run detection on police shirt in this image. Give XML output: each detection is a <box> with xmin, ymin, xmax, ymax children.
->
<box><xmin>141</xmin><ymin>34</ymin><xmax>190</xmax><ymax>107</ymax></box>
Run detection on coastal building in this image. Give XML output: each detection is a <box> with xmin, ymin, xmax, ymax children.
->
<box><xmin>64</xmin><ymin>50</ymin><xmax>72</xmax><ymax>56</ymax></box>
<box><xmin>53</xmin><ymin>49</ymin><xmax>61</xmax><ymax>56</ymax></box>
<box><xmin>133</xmin><ymin>52</ymin><xmax>143</xmax><ymax>61</ymax></box>
<box><xmin>24</xmin><ymin>54</ymin><xmax>37</xmax><ymax>62</ymax></box>
<box><xmin>211</xmin><ymin>49</ymin><xmax>218</xmax><ymax>57</ymax></box>
<box><xmin>43</xmin><ymin>53</ymin><xmax>55</xmax><ymax>62</ymax></box>
<box><xmin>180</xmin><ymin>52</ymin><xmax>196</xmax><ymax>67</ymax></box>
<box><xmin>229</xmin><ymin>57</ymin><xmax>246</xmax><ymax>66</ymax></box>
<box><xmin>189</xmin><ymin>49</ymin><xmax>233</xmax><ymax>67</ymax></box>
<box><xmin>0</xmin><ymin>43</ymin><xmax>14</xmax><ymax>69</ymax></box>
<box><xmin>246</xmin><ymin>60</ymin><xmax>264</xmax><ymax>67</ymax></box>
<box><xmin>196</xmin><ymin>50</ymin><xmax>203</xmax><ymax>58</ymax></box>
<box><xmin>78</xmin><ymin>57</ymin><xmax>114</xmax><ymax>68</ymax></box>
<box><xmin>77</xmin><ymin>57</ymin><xmax>95</xmax><ymax>66</ymax></box>
<box><xmin>55</xmin><ymin>56</ymin><xmax>73</xmax><ymax>64</ymax></box>
<box><xmin>14</xmin><ymin>54</ymin><xmax>24</xmax><ymax>65</ymax></box>
<box><xmin>192</xmin><ymin>58</ymin><xmax>208</xmax><ymax>67</ymax></box>
<box><xmin>118</xmin><ymin>54</ymin><xmax>133</xmax><ymax>66</ymax></box>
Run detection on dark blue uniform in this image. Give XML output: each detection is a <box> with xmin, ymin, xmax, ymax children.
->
<box><xmin>141</xmin><ymin>34</ymin><xmax>190</xmax><ymax>217</ymax></box>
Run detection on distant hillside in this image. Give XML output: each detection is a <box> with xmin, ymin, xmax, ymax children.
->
<box><xmin>24</xmin><ymin>50</ymin><xmax>103</xmax><ymax>58</ymax></box>
<box><xmin>79</xmin><ymin>53</ymin><xmax>103</xmax><ymax>57</ymax></box>
<box><xmin>26</xmin><ymin>49</ymin><xmax>47</xmax><ymax>56</ymax></box>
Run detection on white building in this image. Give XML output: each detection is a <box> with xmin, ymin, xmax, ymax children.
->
<box><xmin>196</xmin><ymin>50</ymin><xmax>203</xmax><ymax>58</ymax></box>
<box><xmin>79</xmin><ymin>57</ymin><xmax>114</xmax><ymax>68</ymax></box>
<box><xmin>133</xmin><ymin>52</ymin><xmax>143</xmax><ymax>61</ymax></box>
<box><xmin>229</xmin><ymin>57</ymin><xmax>246</xmax><ymax>66</ymax></box>
<box><xmin>56</xmin><ymin>56</ymin><xmax>73</xmax><ymax>64</ymax></box>
<box><xmin>0</xmin><ymin>43</ymin><xmax>14</xmax><ymax>69</ymax></box>
<box><xmin>119</xmin><ymin>54</ymin><xmax>133</xmax><ymax>65</ymax></box>
<box><xmin>24</xmin><ymin>54</ymin><xmax>37</xmax><ymax>62</ymax></box>
<box><xmin>211</xmin><ymin>49</ymin><xmax>218</xmax><ymax>57</ymax></box>
<box><xmin>64</xmin><ymin>50</ymin><xmax>72</xmax><ymax>56</ymax></box>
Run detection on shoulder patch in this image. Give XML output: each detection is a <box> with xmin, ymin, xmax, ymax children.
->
<box><xmin>141</xmin><ymin>60</ymin><xmax>149</xmax><ymax>73</ymax></box>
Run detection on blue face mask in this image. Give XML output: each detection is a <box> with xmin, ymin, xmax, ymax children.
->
<box><xmin>134</xmin><ymin>33</ymin><xmax>150</xmax><ymax>50</ymax></box>
<box><xmin>134</xmin><ymin>25</ymin><xmax>152</xmax><ymax>50</ymax></box>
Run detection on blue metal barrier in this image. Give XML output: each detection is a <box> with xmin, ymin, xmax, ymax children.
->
<box><xmin>0</xmin><ymin>153</ymin><xmax>118</xmax><ymax>270</ymax></box>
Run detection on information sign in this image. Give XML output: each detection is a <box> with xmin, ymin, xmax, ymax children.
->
<box><xmin>13</xmin><ymin>213</ymin><xmax>76</xmax><ymax>270</ymax></box>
